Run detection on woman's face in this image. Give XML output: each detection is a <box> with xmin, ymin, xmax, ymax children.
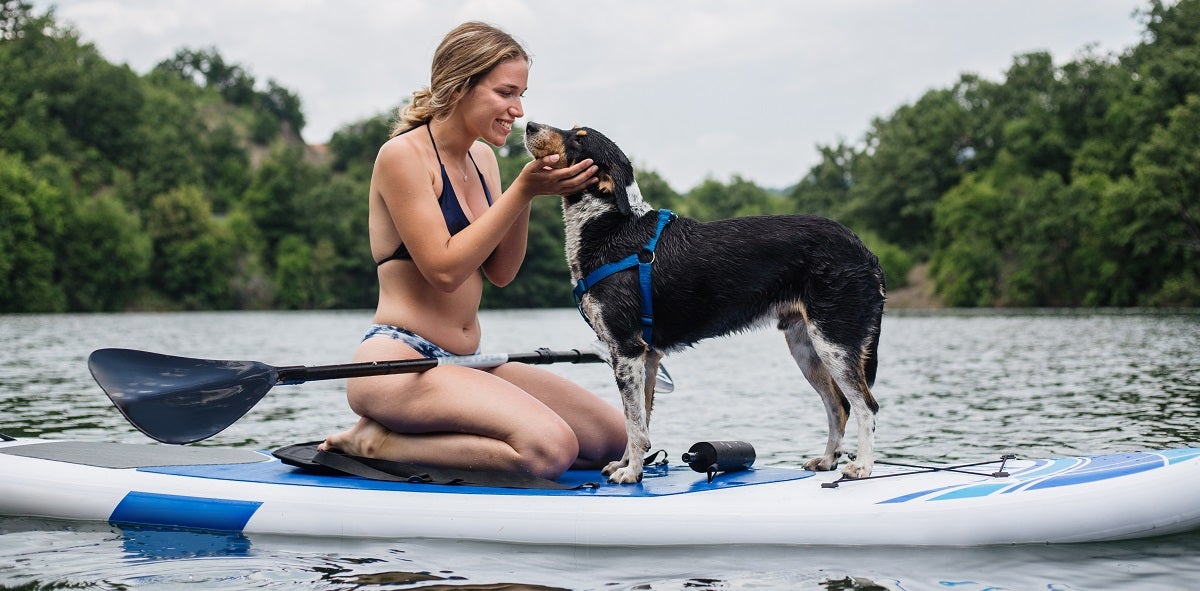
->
<box><xmin>460</xmin><ymin>57</ymin><xmax>528</xmax><ymax>146</ymax></box>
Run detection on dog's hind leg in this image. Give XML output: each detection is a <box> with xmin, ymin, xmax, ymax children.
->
<box><xmin>601</xmin><ymin>345</ymin><xmax>652</xmax><ymax>484</ymax></box>
<box><xmin>821</xmin><ymin>339</ymin><xmax>880</xmax><ymax>479</ymax></box>
<box><xmin>783</xmin><ymin>320</ymin><xmax>849</xmax><ymax>472</ymax></box>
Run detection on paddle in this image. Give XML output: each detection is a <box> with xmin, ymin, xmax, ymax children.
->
<box><xmin>89</xmin><ymin>346</ymin><xmax>674</xmax><ymax>445</ymax></box>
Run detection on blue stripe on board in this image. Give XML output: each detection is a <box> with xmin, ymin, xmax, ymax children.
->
<box><xmin>109</xmin><ymin>491</ymin><xmax>261</xmax><ymax>532</ymax></box>
<box><xmin>1025</xmin><ymin>453</ymin><xmax>1161</xmax><ymax>491</ymax></box>
<box><xmin>928</xmin><ymin>482</ymin><xmax>1010</xmax><ymax>501</ymax></box>
<box><xmin>877</xmin><ymin>483</ymin><xmax>963</xmax><ymax>504</ymax></box>
<box><xmin>1162</xmin><ymin>448</ymin><xmax>1200</xmax><ymax>464</ymax></box>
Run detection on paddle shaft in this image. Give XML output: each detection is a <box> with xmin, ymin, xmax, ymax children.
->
<box><xmin>89</xmin><ymin>347</ymin><xmax>607</xmax><ymax>444</ymax></box>
<box><xmin>275</xmin><ymin>349</ymin><xmax>603</xmax><ymax>384</ymax></box>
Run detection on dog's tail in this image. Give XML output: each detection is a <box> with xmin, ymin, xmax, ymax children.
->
<box><xmin>864</xmin><ymin>313</ymin><xmax>881</xmax><ymax>389</ymax></box>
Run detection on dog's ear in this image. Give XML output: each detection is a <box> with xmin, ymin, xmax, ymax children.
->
<box><xmin>599</xmin><ymin>173</ymin><xmax>632</xmax><ymax>215</ymax></box>
<box><xmin>575</xmin><ymin>126</ymin><xmax>635</xmax><ymax>216</ymax></box>
<box><xmin>594</xmin><ymin>135</ymin><xmax>636</xmax><ymax>215</ymax></box>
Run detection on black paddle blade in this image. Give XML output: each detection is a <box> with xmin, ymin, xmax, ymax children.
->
<box><xmin>88</xmin><ymin>348</ymin><xmax>279</xmax><ymax>444</ymax></box>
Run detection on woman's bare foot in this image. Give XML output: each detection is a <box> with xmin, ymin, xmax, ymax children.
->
<box><xmin>318</xmin><ymin>416</ymin><xmax>392</xmax><ymax>458</ymax></box>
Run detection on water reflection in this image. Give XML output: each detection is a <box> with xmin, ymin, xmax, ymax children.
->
<box><xmin>119</xmin><ymin>525</ymin><xmax>252</xmax><ymax>561</ymax></box>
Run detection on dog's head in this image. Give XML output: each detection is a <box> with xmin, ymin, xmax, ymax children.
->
<box><xmin>525</xmin><ymin>122</ymin><xmax>640</xmax><ymax>215</ymax></box>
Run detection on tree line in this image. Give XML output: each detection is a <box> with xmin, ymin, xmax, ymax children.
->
<box><xmin>2</xmin><ymin>0</ymin><xmax>1197</xmax><ymax>313</ymax></box>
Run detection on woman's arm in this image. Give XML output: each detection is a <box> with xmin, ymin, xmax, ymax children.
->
<box><xmin>481</xmin><ymin>145</ymin><xmax>599</xmax><ymax>286</ymax></box>
<box><xmin>378</xmin><ymin>139</ymin><xmax>595</xmax><ymax>292</ymax></box>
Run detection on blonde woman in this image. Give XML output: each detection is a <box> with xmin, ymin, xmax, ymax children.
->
<box><xmin>320</xmin><ymin>22</ymin><xmax>626</xmax><ymax>479</ymax></box>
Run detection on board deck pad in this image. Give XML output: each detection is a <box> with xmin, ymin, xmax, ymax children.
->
<box><xmin>0</xmin><ymin>440</ymin><xmax>268</xmax><ymax>468</ymax></box>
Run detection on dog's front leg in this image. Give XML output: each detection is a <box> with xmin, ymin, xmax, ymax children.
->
<box><xmin>601</xmin><ymin>351</ymin><xmax>651</xmax><ymax>484</ymax></box>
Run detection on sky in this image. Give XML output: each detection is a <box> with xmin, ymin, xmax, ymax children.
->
<box><xmin>34</xmin><ymin>0</ymin><xmax>1151</xmax><ymax>191</ymax></box>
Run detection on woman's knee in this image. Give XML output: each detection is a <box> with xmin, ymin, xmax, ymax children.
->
<box><xmin>344</xmin><ymin>377</ymin><xmax>379</xmax><ymax>419</ymax></box>
<box><xmin>513</xmin><ymin>420</ymin><xmax>579</xmax><ymax>479</ymax></box>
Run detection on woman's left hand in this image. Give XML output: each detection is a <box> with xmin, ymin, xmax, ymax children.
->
<box><xmin>517</xmin><ymin>154</ymin><xmax>599</xmax><ymax>198</ymax></box>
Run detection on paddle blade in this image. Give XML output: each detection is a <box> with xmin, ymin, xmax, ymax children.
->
<box><xmin>88</xmin><ymin>348</ymin><xmax>279</xmax><ymax>444</ymax></box>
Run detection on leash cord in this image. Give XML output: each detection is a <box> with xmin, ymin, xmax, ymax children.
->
<box><xmin>820</xmin><ymin>454</ymin><xmax>1017</xmax><ymax>489</ymax></box>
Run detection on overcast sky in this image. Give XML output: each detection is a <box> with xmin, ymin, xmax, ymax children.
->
<box><xmin>35</xmin><ymin>0</ymin><xmax>1150</xmax><ymax>191</ymax></box>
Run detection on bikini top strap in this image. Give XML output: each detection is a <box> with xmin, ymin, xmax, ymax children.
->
<box><xmin>426</xmin><ymin>124</ymin><xmax>445</xmax><ymax>168</ymax></box>
<box><xmin>467</xmin><ymin>151</ymin><xmax>482</xmax><ymax>175</ymax></box>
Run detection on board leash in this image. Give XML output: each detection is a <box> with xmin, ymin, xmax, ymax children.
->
<box><xmin>821</xmin><ymin>454</ymin><xmax>1017</xmax><ymax>489</ymax></box>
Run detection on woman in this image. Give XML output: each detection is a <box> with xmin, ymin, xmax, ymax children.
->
<box><xmin>320</xmin><ymin>22</ymin><xmax>627</xmax><ymax>479</ymax></box>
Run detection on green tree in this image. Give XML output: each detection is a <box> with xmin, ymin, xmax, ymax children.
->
<box><xmin>201</xmin><ymin>123</ymin><xmax>252</xmax><ymax>212</ymax></box>
<box><xmin>242</xmin><ymin>144</ymin><xmax>319</xmax><ymax>254</ymax></box>
<box><xmin>329</xmin><ymin>112</ymin><xmax>392</xmax><ymax>173</ymax></box>
<box><xmin>635</xmin><ymin>168</ymin><xmax>683</xmax><ymax>211</ymax></box>
<box><xmin>788</xmin><ymin>142</ymin><xmax>857</xmax><ymax>219</ymax></box>
<box><xmin>273</xmin><ymin>235</ymin><xmax>337</xmax><ymax>309</ymax></box>
<box><xmin>224</xmin><ymin>207</ymin><xmax>274</xmax><ymax>309</ymax></box>
<box><xmin>144</xmin><ymin>185</ymin><xmax>235</xmax><ymax>309</ymax></box>
<box><xmin>844</xmin><ymin>83</ymin><xmax>976</xmax><ymax>251</ymax></box>
<box><xmin>1100</xmin><ymin>95</ymin><xmax>1200</xmax><ymax>306</ymax></box>
<box><xmin>931</xmin><ymin>153</ymin><xmax>1102</xmax><ymax>307</ymax></box>
<box><xmin>294</xmin><ymin>174</ymin><xmax>373</xmax><ymax>308</ymax></box>
<box><xmin>122</xmin><ymin>78</ymin><xmax>208</xmax><ymax>210</ymax></box>
<box><xmin>59</xmin><ymin>194</ymin><xmax>152</xmax><ymax>311</ymax></box>
<box><xmin>0</xmin><ymin>151</ymin><xmax>66</xmax><ymax>311</ymax></box>
<box><xmin>684</xmin><ymin>175</ymin><xmax>780</xmax><ymax>221</ymax></box>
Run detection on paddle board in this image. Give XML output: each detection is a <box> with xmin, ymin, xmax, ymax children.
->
<box><xmin>2</xmin><ymin>436</ymin><xmax>1199</xmax><ymax>546</ymax></box>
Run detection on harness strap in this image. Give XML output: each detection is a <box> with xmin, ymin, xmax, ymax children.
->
<box><xmin>573</xmin><ymin>209</ymin><xmax>677</xmax><ymax>348</ymax></box>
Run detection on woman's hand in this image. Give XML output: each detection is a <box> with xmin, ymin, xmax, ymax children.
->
<box><xmin>514</xmin><ymin>154</ymin><xmax>599</xmax><ymax>198</ymax></box>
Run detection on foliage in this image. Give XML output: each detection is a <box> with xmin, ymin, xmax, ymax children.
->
<box><xmin>0</xmin><ymin>150</ymin><xmax>65</xmax><ymax>311</ymax></box>
<box><xmin>789</xmin><ymin>0</ymin><xmax>1200</xmax><ymax>306</ymax></box>
<box><xmin>2</xmin><ymin>0</ymin><xmax>1199</xmax><ymax>312</ymax></box>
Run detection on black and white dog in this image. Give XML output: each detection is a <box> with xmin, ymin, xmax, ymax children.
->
<box><xmin>525</xmin><ymin>122</ymin><xmax>886</xmax><ymax>484</ymax></box>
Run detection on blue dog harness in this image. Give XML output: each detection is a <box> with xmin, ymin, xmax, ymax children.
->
<box><xmin>573</xmin><ymin>209</ymin><xmax>677</xmax><ymax>348</ymax></box>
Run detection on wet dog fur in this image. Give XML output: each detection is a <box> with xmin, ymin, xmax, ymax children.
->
<box><xmin>524</xmin><ymin>122</ymin><xmax>886</xmax><ymax>484</ymax></box>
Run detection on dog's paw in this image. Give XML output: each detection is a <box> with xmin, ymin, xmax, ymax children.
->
<box><xmin>601</xmin><ymin>458</ymin><xmax>627</xmax><ymax>477</ymax></box>
<box><xmin>606</xmin><ymin>464</ymin><xmax>643</xmax><ymax>484</ymax></box>
<box><xmin>803</xmin><ymin>455</ymin><xmax>839</xmax><ymax>472</ymax></box>
<box><xmin>841</xmin><ymin>461</ymin><xmax>873</xmax><ymax>479</ymax></box>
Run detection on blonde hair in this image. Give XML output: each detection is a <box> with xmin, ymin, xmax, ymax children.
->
<box><xmin>392</xmin><ymin>22</ymin><xmax>530</xmax><ymax>137</ymax></box>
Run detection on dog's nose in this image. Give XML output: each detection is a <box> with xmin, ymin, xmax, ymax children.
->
<box><xmin>526</xmin><ymin>122</ymin><xmax>541</xmax><ymax>135</ymax></box>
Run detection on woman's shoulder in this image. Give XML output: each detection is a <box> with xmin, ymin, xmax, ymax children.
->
<box><xmin>373</xmin><ymin>131</ymin><xmax>436</xmax><ymax>188</ymax></box>
<box><xmin>378</xmin><ymin>130</ymin><xmax>424</xmax><ymax>159</ymax></box>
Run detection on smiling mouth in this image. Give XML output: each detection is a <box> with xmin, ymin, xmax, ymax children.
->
<box><xmin>497</xmin><ymin>120</ymin><xmax>513</xmax><ymax>133</ymax></box>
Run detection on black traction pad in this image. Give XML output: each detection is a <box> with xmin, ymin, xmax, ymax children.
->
<box><xmin>272</xmin><ymin>441</ymin><xmax>593</xmax><ymax>490</ymax></box>
<box><xmin>0</xmin><ymin>440</ymin><xmax>268</xmax><ymax>468</ymax></box>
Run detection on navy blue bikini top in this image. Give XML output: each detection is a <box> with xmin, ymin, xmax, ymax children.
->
<box><xmin>375</xmin><ymin>125</ymin><xmax>494</xmax><ymax>266</ymax></box>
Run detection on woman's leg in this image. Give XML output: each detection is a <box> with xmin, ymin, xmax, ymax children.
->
<box><xmin>323</xmin><ymin>336</ymin><xmax>582</xmax><ymax>479</ymax></box>
<box><xmin>487</xmin><ymin>362</ymin><xmax>627</xmax><ymax>469</ymax></box>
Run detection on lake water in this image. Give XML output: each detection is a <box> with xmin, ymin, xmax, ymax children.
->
<box><xmin>2</xmin><ymin>308</ymin><xmax>1199</xmax><ymax>590</ymax></box>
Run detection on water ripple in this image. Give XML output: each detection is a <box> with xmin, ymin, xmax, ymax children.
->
<box><xmin>2</xmin><ymin>308</ymin><xmax>1200</xmax><ymax>590</ymax></box>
